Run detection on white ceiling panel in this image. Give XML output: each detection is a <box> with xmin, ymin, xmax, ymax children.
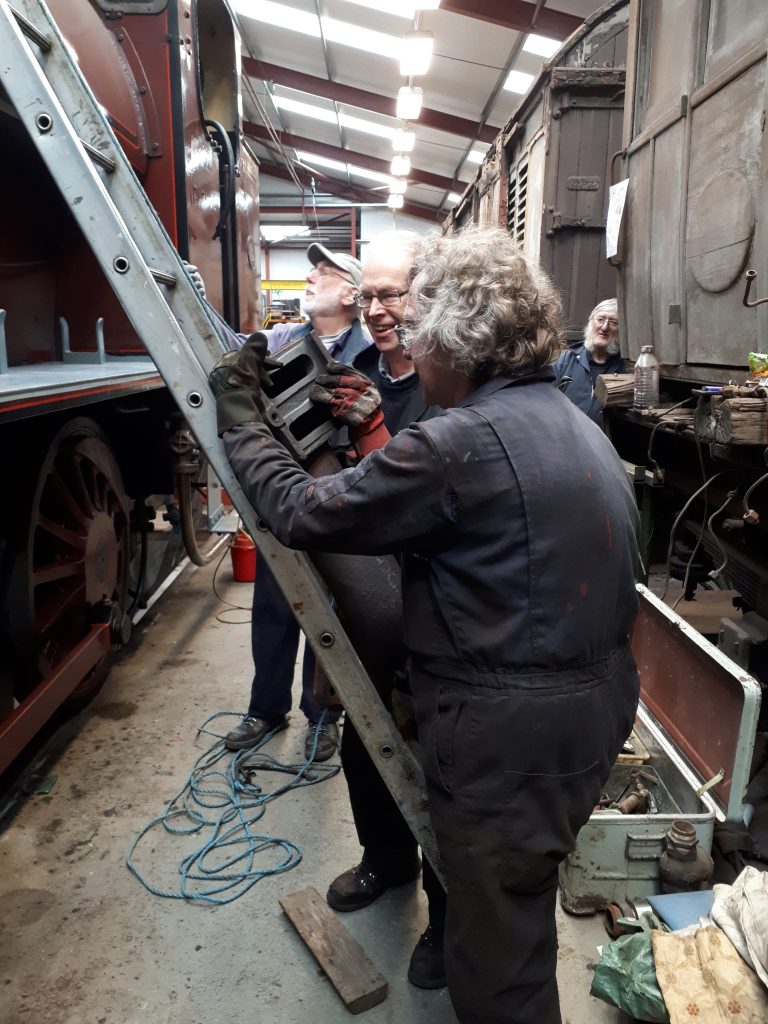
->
<box><xmin>238</xmin><ymin>1</ymin><xmax>611</xmax><ymax>231</ymax></box>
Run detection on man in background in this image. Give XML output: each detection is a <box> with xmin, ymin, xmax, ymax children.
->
<box><xmin>222</xmin><ymin>244</ymin><xmax>370</xmax><ymax>760</ymax></box>
<box><xmin>552</xmin><ymin>298</ymin><xmax>623</xmax><ymax>425</ymax></box>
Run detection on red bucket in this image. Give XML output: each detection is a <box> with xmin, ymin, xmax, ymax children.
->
<box><xmin>230</xmin><ymin>533</ymin><xmax>257</xmax><ymax>582</ymax></box>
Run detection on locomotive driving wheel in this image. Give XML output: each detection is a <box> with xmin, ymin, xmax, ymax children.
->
<box><xmin>6</xmin><ymin>418</ymin><xmax>130</xmax><ymax>706</ymax></box>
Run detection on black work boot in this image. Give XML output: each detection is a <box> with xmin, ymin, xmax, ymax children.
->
<box><xmin>224</xmin><ymin>715</ymin><xmax>288</xmax><ymax>751</ymax></box>
<box><xmin>327</xmin><ymin>854</ymin><xmax>421</xmax><ymax>912</ymax></box>
<box><xmin>304</xmin><ymin>721</ymin><xmax>340</xmax><ymax>762</ymax></box>
<box><xmin>407</xmin><ymin>924</ymin><xmax>447</xmax><ymax>989</ymax></box>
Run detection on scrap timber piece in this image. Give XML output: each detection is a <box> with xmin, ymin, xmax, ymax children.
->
<box><xmin>279</xmin><ymin>887</ymin><xmax>388</xmax><ymax>1013</ymax></box>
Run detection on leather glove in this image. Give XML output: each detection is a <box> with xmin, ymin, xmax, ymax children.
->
<box><xmin>182</xmin><ymin>260</ymin><xmax>206</xmax><ymax>300</ymax></box>
<box><xmin>310</xmin><ymin>361</ymin><xmax>391</xmax><ymax>455</ymax></box>
<box><xmin>208</xmin><ymin>331</ymin><xmax>281</xmax><ymax>436</ymax></box>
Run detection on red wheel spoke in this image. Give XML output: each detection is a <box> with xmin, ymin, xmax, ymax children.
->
<box><xmin>48</xmin><ymin>472</ymin><xmax>90</xmax><ymax>528</ymax></box>
<box><xmin>32</xmin><ymin>556</ymin><xmax>84</xmax><ymax>586</ymax></box>
<box><xmin>68</xmin><ymin>456</ymin><xmax>97</xmax><ymax>518</ymax></box>
<box><xmin>36</xmin><ymin>581</ymin><xmax>86</xmax><ymax>637</ymax></box>
<box><xmin>36</xmin><ymin>515</ymin><xmax>87</xmax><ymax>551</ymax></box>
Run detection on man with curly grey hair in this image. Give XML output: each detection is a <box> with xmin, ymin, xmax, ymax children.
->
<box><xmin>552</xmin><ymin>297</ymin><xmax>624</xmax><ymax>424</ymax></box>
<box><xmin>211</xmin><ymin>227</ymin><xmax>641</xmax><ymax>1024</ymax></box>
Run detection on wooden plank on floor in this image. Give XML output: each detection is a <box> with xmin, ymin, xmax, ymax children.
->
<box><xmin>279</xmin><ymin>886</ymin><xmax>388</xmax><ymax>1014</ymax></box>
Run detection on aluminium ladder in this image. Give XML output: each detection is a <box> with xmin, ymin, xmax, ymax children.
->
<box><xmin>0</xmin><ymin>0</ymin><xmax>438</xmax><ymax>873</ymax></box>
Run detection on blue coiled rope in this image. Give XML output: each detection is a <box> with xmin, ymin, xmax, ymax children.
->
<box><xmin>126</xmin><ymin>710</ymin><xmax>340</xmax><ymax>904</ymax></box>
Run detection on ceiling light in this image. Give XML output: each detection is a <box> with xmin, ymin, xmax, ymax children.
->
<box><xmin>400</xmin><ymin>31</ymin><xmax>433</xmax><ymax>76</ymax></box>
<box><xmin>390</xmin><ymin>154</ymin><xmax>411</xmax><ymax>176</ymax></box>
<box><xmin>389</xmin><ymin>178</ymin><xmax>408</xmax><ymax>195</ymax></box>
<box><xmin>447</xmin><ymin>192</ymin><xmax>462</xmax><ymax>203</ymax></box>
<box><xmin>523</xmin><ymin>33</ymin><xmax>561</xmax><ymax>59</ymax></box>
<box><xmin>387</xmin><ymin>194</ymin><xmax>404</xmax><ymax>209</ymax></box>
<box><xmin>392</xmin><ymin>128</ymin><xmax>416</xmax><ymax>153</ymax></box>
<box><xmin>467</xmin><ymin>149</ymin><xmax>486</xmax><ymax>164</ymax></box>
<box><xmin>396</xmin><ymin>86</ymin><xmax>423</xmax><ymax>121</ymax></box>
<box><xmin>504</xmin><ymin>69</ymin><xmax>535</xmax><ymax>94</ymax></box>
<box><xmin>414</xmin><ymin>0</ymin><xmax>441</xmax><ymax>8</ymax></box>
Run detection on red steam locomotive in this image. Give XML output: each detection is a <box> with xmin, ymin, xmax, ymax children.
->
<box><xmin>0</xmin><ymin>0</ymin><xmax>261</xmax><ymax>771</ymax></box>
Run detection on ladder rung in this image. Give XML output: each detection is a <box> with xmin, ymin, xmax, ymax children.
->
<box><xmin>10</xmin><ymin>5</ymin><xmax>50</xmax><ymax>51</ymax></box>
<box><xmin>81</xmin><ymin>140</ymin><xmax>116</xmax><ymax>173</ymax></box>
<box><xmin>149</xmin><ymin>268</ymin><xmax>177</xmax><ymax>287</ymax></box>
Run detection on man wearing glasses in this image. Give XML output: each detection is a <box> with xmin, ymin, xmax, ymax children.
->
<box><xmin>552</xmin><ymin>298</ymin><xmax>623</xmax><ymax>425</ymax></box>
<box><xmin>320</xmin><ymin>231</ymin><xmax>446</xmax><ymax>991</ymax></box>
<box><xmin>223</xmin><ymin>244</ymin><xmax>371</xmax><ymax>761</ymax></box>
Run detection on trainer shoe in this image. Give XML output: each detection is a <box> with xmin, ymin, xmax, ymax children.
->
<box><xmin>327</xmin><ymin>855</ymin><xmax>421</xmax><ymax>912</ymax></box>
<box><xmin>407</xmin><ymin>925</ymin><xmax>446</xmax><ymax>989</ymax></box>
<box><xmin>305</xmin><ymin>721</ymin><xmax>340</xmax><ymax>762</ymax></box>
<box><xmin>224</xmin><ymin>715</ymin><xmax>287</xmax><ymax>751</ymax></box>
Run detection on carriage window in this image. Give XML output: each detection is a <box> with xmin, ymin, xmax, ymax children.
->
<box><xmin>634</xmin><ymin>0</ymin><xmax>695</xmax><ymax>135</ymax></box>
<box><xmin>703</xmin><ymin>0</ymin><xmax>768</xmax><ymax>83</ymax></box>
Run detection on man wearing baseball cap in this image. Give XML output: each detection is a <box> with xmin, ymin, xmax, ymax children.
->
<box><xmin>223</xmin><ymin>244</ymin><xmax>372</xmax><ymax>760</ymax></box>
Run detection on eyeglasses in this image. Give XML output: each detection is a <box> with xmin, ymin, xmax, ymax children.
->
<box><xmin>594</xmin><ymin>316</ymin><xmax>618</xmax><ymax>328</ymax></box>
<box><xmin>309</xmin><ymin>266</ymin><xmax>355</xmax><ymax>285</ymax></box>
<box><xmin>354</xmin><ymin>289</ymin><xmax>409</xmax><ymax>309</ymax></box>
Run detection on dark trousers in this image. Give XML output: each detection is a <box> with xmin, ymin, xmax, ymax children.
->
<box><xmin>411</xmin><ymin>647</ymin><xmax>640</xmax><ymax>1024</ymax></box>
<box><xmin>249</xmin><ymin>560</ymin><xmax>340</xmax><ymax>727</ymax></box>
<box><xmin>340</xmin><ymin>689</ymin><xmax>447</xmax><ymax>931</ymax></box>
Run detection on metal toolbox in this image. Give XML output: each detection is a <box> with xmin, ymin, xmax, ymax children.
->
<box><xmin>559</xmin><ymin>584</ymin><xmax>762</xmax><ymax>914</ymax></box>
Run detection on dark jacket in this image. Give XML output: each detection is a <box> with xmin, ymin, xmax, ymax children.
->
<box><xmin>552</xmin><ymin>344</ymin><xmax>625</xmax><ymax>425</ymax></box>
<box><xmin>224</xmin><ymin>370</ymin><xmax>639</xmax><ymax>682</ymax></box>
<box><xmin>353</xmin><ymin>344</ymin><xmax>441</xmax><ymax>435</ymax></box>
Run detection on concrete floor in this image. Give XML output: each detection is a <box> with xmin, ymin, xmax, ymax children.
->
<box><xmin>0</xmin><ymin>558</ymin><xmax>621</xmax><ymax>1024</ymax></box>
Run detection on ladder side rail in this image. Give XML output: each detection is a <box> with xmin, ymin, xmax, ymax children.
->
<box><xmin>0</xmin><ymin>0</ymin><xmax>440</xmax><ymax>873</ymax></box>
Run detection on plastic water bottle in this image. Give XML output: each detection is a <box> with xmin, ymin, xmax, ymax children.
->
<box><xmin>634</xmin><ymin>345</ymin><xmax>659</xmax><ymax>409</ymax></box>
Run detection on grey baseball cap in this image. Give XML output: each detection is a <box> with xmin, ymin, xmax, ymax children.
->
<box><xmin>306</xmin><ymin>243</ymin><xmax>362</xmax><ymax>287</ymax></box>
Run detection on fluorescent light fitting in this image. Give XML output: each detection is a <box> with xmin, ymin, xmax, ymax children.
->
<box><xmin>447</xmin><ymin>192</ymin><xmax>462</xmax><ymax>203</ymax></box>
<box><xmin>392</xmin><ymin>128</ymin><xmax>416</xmax><ymax>153</ymax></box>
<box><xmin>390</xmin><ymin>154</ymin><xmax>410</xmax><ymax>176</ymax></box>
<box><xmin>396</xmin><ymin>86</ymin><xmax>423</xmax><ymax>121</ymax></box>
<box><xmin>504</xmin><ymin>69</ymin><xmax>535</xmax><ymax>94</ymax></box>
<box><xmin>467</xmin><ymin>149</ymin><xmax>486</xmax><ymax>164</ymax></box>
<box><xmin>400</xmin><ymin>31</ymin><xmax>433</xmax><ymax>76</ymax></box>
<box><xmin>389</xmin><ymin>178</ymin><xmax>408</xmax><ymax>195</ymax></box>
<box><xmin>414</xmin><ymin>0</ymin><xmax>441</xmax><ymax>8</ymax></box>
<box><xmin>523</xmin><ymin>33</ymin><xmax>561</xmax><ymax>59</ymax></box>
<box><xmin>387</xmin><ymin>194</ymin><xmax>404</xmax><ymax>209</ymax></box>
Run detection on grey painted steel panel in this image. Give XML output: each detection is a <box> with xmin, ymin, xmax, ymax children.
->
<box><xmin>649</xmin><ymin>121</ymin><xmax>685</xmax><ymax>365</ymax></box>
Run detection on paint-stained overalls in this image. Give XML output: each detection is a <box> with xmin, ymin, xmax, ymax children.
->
<box><xmin>224</xmin><ymin>369</ymin><xmax>641</xmax><ymax>1024</ymax></box>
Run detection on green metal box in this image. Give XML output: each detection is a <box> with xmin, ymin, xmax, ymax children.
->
<box><xmin>559</xmin><ymin>584</ymin><xmax>762</xmax><ymax>914</ymax></box>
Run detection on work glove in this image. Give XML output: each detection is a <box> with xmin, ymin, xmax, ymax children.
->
<box><xmin>182</xmin><ymin>260</ymin><xmax>207</xmax><ymax>300</ymax></box>
<box><xmin>208</xmin><ymin>331</ymin><xmax>281</xmax><ymax>436</ymax></box>
<box><xmin>310</xmin><ymin>361</ymin><xmax>391</xmax><ymax>456</ymax></box>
